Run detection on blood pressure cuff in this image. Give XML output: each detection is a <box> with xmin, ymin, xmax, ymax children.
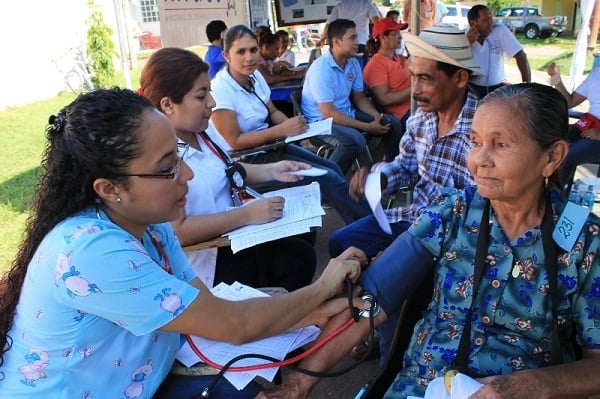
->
<box><xmin>359</xmin><ymin>232</ymin><xmax>435</xmax><ymax>317</ymax></box>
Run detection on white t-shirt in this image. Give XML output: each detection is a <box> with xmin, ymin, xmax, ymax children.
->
<box><xmin>575</xmin><ymin>67</ymin><xmax>600</xmax><ymax>119</ymax></box>
<box><xmin>276</xmin><ymin>48</ymin><xmax>296</xmax><ymax>66</ymax></box>
<box><xmin>470</xmin><ymin>23</ymin><xmax>523</xmax><ymax>86</ymax></box>
<box><xmin>327</xmin><ymin>0</ymin><xmax>381</xmax><ymax>45</ymax></box>
<box><xmin>207</xmin><ymin>68</ymin><xmax>272</xmax><ymax>151</ymax></box>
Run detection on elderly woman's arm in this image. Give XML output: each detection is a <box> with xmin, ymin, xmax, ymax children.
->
<box><xmin>471</xmin><ymin>348</ymin><xmax>600</xmax><ymax>399</ymax></box>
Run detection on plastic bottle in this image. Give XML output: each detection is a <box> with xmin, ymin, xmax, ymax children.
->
<box><xmin>568</xmin><ymin>184</ymin><xmax>581</xmax><ymax>204</ymax></box>
<box><xmin>582</xmin><ymin>185</ymin><xmax>596</xmax><ymax>208</ymax></box>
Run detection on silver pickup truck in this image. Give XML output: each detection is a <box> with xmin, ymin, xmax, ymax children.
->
<box><xmin>495</xmin><ymin>6</ymin><xmax>567</xmax><ymax>39</ymax></box>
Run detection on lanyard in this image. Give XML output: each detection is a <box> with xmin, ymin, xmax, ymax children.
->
<box><xmin>198</xmin><ymin>131</ymin><xmax>234</xmax><ymax>167</ymax></box>
<box><xmin>454</xmin><ymin>195</ymin><xmax>562</xmax><ymax>376</ymax></box>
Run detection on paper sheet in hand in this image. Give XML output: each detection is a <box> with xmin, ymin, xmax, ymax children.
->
<box><xmin>176</xmin><ymin>281</ymin><xmax>320</xmax><ymax>391</ymax></box>
<box><xmin>285</xmin><ymin>117</ymin><xmax>332</xmax><ymax>143</ymax></box>
<box><xmin>364</xmin><ymin>172</ymin><xmax>392</xmax><ymax>234</ymax></box>
<box><xmin>225</xmin><ymin>182</ymin><xmax>325</xmax><ymax>253</ymax></box>
<box><xmin>411</xmin><ymin>372</ymin><xmax>483</xmax><ymax>399</ymax></box>
<box><xmin>286</xmin><ymin>167</ymin><xmax>328</xmax><ymax>176</ymax></box>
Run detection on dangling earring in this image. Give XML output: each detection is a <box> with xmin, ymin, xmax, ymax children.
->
<box><xmin>544</xmin><ymin>176</ymin><xmax>549</xmax><ymax>188</ymax></box>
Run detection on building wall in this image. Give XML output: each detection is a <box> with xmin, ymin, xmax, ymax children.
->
<box><xmin>0</xmin><ymin>0</ymin><xmax>120</xmax><ymax>111</ymax></box>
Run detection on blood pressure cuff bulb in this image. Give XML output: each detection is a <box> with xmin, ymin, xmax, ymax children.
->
<box><xmin>359</xmin><ymin>232</ymin><xmax>435</xmax><ymax>317</ymax></box>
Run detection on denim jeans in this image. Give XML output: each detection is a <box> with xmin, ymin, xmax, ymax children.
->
<box><xmin>245</xmin><ymin>143</ymin><xmax>371</xmax><ymax>224</ymax></box>
<box><xmin>319</xmin><ymin>110</ymin><xmax>405</xmax><ymax>173</ymax></box>
<box><xmin>561</xmin><ymin>124</ymin><xmax>600</xmax><ymax>186</ymax></box>
<box><xmin>329</xmin><ymin>215</ymin><xmax>412</xmax><ymax>258</ymax></box>
<box><xmin>329</xmin><ymin>216</ymin><xmax>413</xmax><ymax>366</ymax></box>
<box><xmin>155</xmin><ymin>373</ymin><xmax>262</xmax><ymax>399</ymax></box>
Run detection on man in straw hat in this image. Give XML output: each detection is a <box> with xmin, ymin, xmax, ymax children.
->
<box><xmin>257</xmin><ymin>24</ymin><xmax>482</xmax><ymax>398</ymax></box>
<box><xmin>326</xmin><ymin>23</ymin><xmax>481</xmax><ymax>362</ymax></box>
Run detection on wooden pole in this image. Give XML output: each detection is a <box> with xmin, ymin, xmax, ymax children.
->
<box><xmin>589</xmin><ymin>0</ymin><xmax>600</xmax><ymax>50</ymax></box>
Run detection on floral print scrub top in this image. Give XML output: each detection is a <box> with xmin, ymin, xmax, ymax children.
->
<box><xmin>384</xmin><ymin>186</ymin><xmax>600</xmax><ymax>398</ymax></box>
<box><xmin>0</xmin><ymin>208</ymin><xmax>199</xmax><ymax>398</ymax></box>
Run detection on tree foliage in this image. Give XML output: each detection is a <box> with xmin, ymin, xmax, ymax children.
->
<box><xmin>485</xmin><ymin>0</ymin><xmax>519</xmax><ymax>14</ymax></box>
<box><xmin>86</xmin><ymin>0</ymin><xmax>116</xmax><ymax>88</ymax></box>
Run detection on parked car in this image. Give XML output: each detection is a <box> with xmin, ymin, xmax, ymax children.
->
<box><xmin>494</xmin><ymin>5</ymin><xmax>567</xmax><ymax>39</ymax></box>
<box><xmin>442</xmin><ymin>4</ymin><xmax>470</xmax><ymax>31</ymax></box>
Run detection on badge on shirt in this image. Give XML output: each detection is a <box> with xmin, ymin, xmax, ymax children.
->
<box><xmin>553</xmin><ymin>201</ymin><xmax>590</xmax><ymax>251</ymax></box>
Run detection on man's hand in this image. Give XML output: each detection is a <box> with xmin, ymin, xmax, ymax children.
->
<box><xmin>348</xmin><ymin>166</ymin><xmax>373</xmax><ymax>202</ymax></box>
<box><xmin>364</xmin><ymin>115</ymin><xmax>391</xmax><ymax>136</ymax></box>
<box><xmin>466</xmin><ymin>25</ymin><xmax>480</xmax><ymax>44</ymax></box>
<box><xmin>546</xmin><ymin>62</ymin><xmax>560</xmax><ymax>77</ymax></box>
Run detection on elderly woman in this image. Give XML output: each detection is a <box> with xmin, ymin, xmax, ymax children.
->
<box><xmin>258</xmin><ymin>83</ymin><xmax>600</xmax><ymax>399</ymax></box>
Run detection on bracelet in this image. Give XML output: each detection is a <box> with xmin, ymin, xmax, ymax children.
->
<box><xmin>549</xmin><ymin>74</ymin><xmax>562</xmax><ymax>86</ymax></box>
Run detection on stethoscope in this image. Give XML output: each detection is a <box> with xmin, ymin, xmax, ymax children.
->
<box><xmin>148</xmin><ymin>233</ymin><xmax>379</xmax><ymax>398</ymax></box>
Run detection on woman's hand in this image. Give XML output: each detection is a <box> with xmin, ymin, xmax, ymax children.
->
<box><xmin>279</xmin><ymin>115</ymin><xmax>308</xmax><ymax>137</ymax></box>
<box><xmin>315</xmin><ymin>247</ymin><xmax>367</xmax><ymax>297</ymax></box>
<box><xmin>469</xmin><ymin>373</ymin><xmax>545</xmax><ymax>399</ymax></box>
<box><xmin>244</xmin><ymin>197</ymin><xmax>285</xmax><ymax>224</ymax></box>
<box><xmin>270</xmin><ymin>161</ymin><xmax>312</xmax><ymax>182</ymax></box>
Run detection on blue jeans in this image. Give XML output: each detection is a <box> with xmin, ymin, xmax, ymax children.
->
<box><xmin>320</xmin><ymin>110</ymin><xmax>405</xmax><ymax>173</ymax></box>
<box><xmin>329</xmin><ymin>215</ymin><xmax>412</xmax><ymax>258</ymax></box>
<box><xmin>245</xmin><ymin>143</ymin><xmax>371</xmax><ymax>224</ymax></box>
<box><xmin>155</xmin><ymin>373</ymin><xmax>262</xmax><ymax>399</ymax></box>
<box><xmin>320</xmin><ymin>123</ymin><xmax>368</xmax><ymax>174</ymax></box>
<box><xmin>329</xmin><ymin>216</ymin><xmax>412</xmax><ymax>366</ymax></box>
<box><xmin>359</xmin><ymin>232</ymin><xmax>434</xmax><ymax>366</ymax></box>
<box><xmin>561</xmin><ymin>124</ymin><xmax>600</xmax><ymax>186</ymax></box>
<box><xmin>384</xmin><ymin>112</ymin><xmax>409</xmax><ymax>161</ymax></box>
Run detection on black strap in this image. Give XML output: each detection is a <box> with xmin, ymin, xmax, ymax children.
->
<box><xmin>454</xmin><ymin>195</ymin><xmax>562</xmax><ymax>376</ymax></box>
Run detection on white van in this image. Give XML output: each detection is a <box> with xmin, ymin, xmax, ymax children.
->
<box><xmin>442</xmin><ymin>4</ymin><xmax>470</xmax><ymax>31</ymax></box>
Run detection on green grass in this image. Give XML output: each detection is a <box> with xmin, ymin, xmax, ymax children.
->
<box><xmin>510</xmin><ymin>34</ymin><xmax>594</xmax><ymax>74</ymax></box>
<box><xmin>0</xmin><ymin>38</ymin><xmax>590</xmax><ymax>276</ymax></box>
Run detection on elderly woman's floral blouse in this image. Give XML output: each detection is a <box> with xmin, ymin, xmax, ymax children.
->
<box><xmin>385</xmin><ymin>186</ymin><xmax>600</xmax><ymax>399</ymax></box>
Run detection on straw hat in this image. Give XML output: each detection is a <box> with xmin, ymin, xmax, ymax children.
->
<box><xmin>403</xmin><ymin>24</ymin><xmax>484</xmax><ymax>76</ymax></box>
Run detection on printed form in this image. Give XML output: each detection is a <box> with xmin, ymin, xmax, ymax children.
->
<box><xmin>176</xmin><ymin>281</ymin><xmax>320</xmax><ymax>390</ymax></box>
<box><xmin>226</xmin><ymin>182</ymin><xmax>325</xmax><ymax>253</ymax></box>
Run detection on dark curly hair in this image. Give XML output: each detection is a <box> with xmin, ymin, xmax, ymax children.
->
<box><xmin>0</xmin><ymin>88</ymin><xmax>155</xmax><ymax>367</ymax></box>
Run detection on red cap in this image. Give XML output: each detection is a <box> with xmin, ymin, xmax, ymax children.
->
<box><xmin>372</xmin><ymin>17</ymin><xmax>408</xmax><ymax>38</ymax></box>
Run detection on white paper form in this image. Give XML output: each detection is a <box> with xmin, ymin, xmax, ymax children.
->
<box><xmin>225</xmin><ymin>182</ymin><xmax>325</xmax><ymax>253</ymax></box>
<box><xmin>364</xmin><ymin>172</ymin><xmax>392</xmax><ymax>234</ymax></box>
<box><xmin>176</xmin><ymin>282</ymin><xmax>320</xmax><ymax>391</ymax></box>
<box><xmin>285</xmin><ymin>117</ymin><xmax>332</xmax><ymax>143</ymax></box>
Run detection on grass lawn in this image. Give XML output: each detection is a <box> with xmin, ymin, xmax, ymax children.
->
<box><xmin>0</xmin><ymin>36</ymin><xmax>591</xmax><ymax>276</ymax></box>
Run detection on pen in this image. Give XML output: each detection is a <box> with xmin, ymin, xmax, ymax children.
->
<box><xmin>244</xmin><ymin>186</ymin><xmax>265</xmax><ymax>199</ymax></box>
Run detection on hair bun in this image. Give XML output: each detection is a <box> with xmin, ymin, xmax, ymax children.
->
<box><xmin>48</xmin><ymin>113</ymin><xmax>66</xmax><ymax>133</ymax></box>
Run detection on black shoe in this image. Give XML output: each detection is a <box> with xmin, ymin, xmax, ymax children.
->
<box><xmin>350</xmin><ymin>334</ymin><xmax>380</xmax><ymax>360</ymax></box>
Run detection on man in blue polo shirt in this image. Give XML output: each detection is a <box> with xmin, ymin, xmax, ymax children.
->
<box><xmin>302</xmin><ymin>19</ymin><xmax>397</xmax><ymax>174</ymax></box>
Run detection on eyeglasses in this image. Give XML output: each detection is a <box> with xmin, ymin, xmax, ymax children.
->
<box><xmin>119</xmin><ymin>143</ymin><xmax>189</xmax><ymax>180</ymax></box>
